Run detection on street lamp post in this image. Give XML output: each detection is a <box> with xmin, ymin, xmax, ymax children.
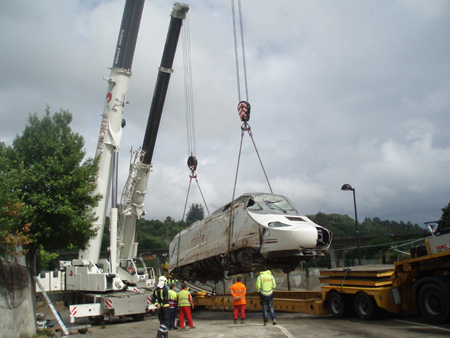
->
<box><xmin>341</xmin><ymin>184</ymin><xmax>362</xmax><ymax>265</ymax></box>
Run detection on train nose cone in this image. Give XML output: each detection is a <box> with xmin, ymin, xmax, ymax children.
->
<box><xmin>290</xmin><ymin>226</ymin><xmax>318</xmax><ymax>248</ymax></box>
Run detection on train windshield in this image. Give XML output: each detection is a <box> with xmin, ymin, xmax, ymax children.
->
<box><xmin>248</xmin><ymin>194</ymin><xmax>297</xmax><ymax>214</ymax></box>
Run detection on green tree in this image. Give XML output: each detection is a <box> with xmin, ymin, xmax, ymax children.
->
<box><xmin>9</xmin><ymin>108</ymin><xmax>101</xmax><ymax>270</ymax></box>
<box><xmin>308</xmin><ymin>212</ymin><xmax>355</xmax><ymax>239</ymax></box>
<box><xmin>361</xmin><ymin>236</ymin><xmax>393</xmax><ymax>259</ymax></box>
<box><xmin>0</xmin><ymin>143</ymin><xmax>33</xmax><ymax>257</ymax></box>
<box><xmin>185</xmin><ymin>203</ymin><xmax>205</xmax><ymax>225</ymax></box>
<box><xmin>438</xmin><ymin>202</ymin><xmax>450</xmax><ymax>231</ymax></box>
<box><xmin>36</xmin><ymin>246</ymin><xmax>59</xmax><ymax>273</ymax></box>
<box><xmin>308</xmin><ymin>212</ymin><xmax>424</xmax><ymax>240</ymax></box>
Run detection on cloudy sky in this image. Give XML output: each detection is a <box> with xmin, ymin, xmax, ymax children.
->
<box><xmin>1</xmin><ymin>0</ymin><xmax>449</xmax><ymax>228</ymax></box>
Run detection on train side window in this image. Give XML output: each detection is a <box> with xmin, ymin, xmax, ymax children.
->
<box><xmin>247</xmin><ymin>198</ymin><xmax>262</xmax><ymax>211</ymax></box>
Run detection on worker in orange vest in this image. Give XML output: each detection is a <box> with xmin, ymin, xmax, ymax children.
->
<box><xmin>230</xmin><ymin>276</ymin><xmax>247</xmax><ymax>324</ymax></box>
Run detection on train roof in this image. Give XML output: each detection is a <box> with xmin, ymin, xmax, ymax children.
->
<box><xmin>186</xmin><ymin>193</ymin><xmax>299</xmax><ymax>230</ymax></box>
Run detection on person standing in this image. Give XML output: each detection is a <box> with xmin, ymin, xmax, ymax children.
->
<box><xmin>177</xmin><ymin>282</ymin><xmax>195</xmax><ymax>331</ymax></box>
<box><xmin>256</xmin><ymin>267</ymin><xmax>277</xmax><ymax>325</ymax></box>
<box><xmin>168</xmin><ymin>284</ymin><xmax>178</xmax><ymax>330</ymax></box>
<box><xmin>230</xmin><ymin>276</ymin><xmax>246</xmax><ymax>324</ymax></box>
<box><xmin>153</xmin><ymin>276</ymin><xmax>170</xmax><ymax>337</ymax></box>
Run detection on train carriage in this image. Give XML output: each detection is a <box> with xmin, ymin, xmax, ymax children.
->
<box><xmin>169</xmin><ymin>193</ymin><xmax>332</xmax><ymax>281</ymax></box>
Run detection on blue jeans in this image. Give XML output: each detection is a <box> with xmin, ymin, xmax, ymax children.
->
<box><xmin>261</xmin><ymin>295</ymin><xmax>276</xmax><ymax>323</ymax></box>
<box><xmin>169</xmin><ymin>307</ymin><xmax>177</xmax><ymax>328</ymax></box>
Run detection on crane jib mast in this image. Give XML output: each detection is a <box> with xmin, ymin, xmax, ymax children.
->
<box><xmin>63</xmin><ymin>1</ymin><xmax>190</xmax><ymax>325</ymax></box>
<box><xmin>117</xmin><ymin>3</ymin><xmax>189</xmax><ymax>262</ymax></box>
<box><xmin>68</xmin><ymin>0</ymin><xmax>189</xmax><ymax>297</ymax></box>
<box><xmin>78</xmin><ymin>0</ymin><xmax>145</xmax><ymax>264</ymax></box>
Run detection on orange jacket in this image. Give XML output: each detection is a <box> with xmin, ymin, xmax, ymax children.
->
<box><xmin>230</xmin><ymin>281</ymin><xmax>246</xmax><ymax>305</ymax></box>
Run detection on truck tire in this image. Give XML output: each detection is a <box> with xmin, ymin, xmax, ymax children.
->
<box><xmin>329</xmin><ymin>291</ymin><xmax>346</xmax><ymax>318</ymax></box>
<box><xmin>355</xmin><ymin>292</ymin><xmax>377</xmax><ymax>320</ymax></box>
<box><xmin>418</xmin><ymin>283</ymin><xmax>450</xmax><ymax>323</ymax></box>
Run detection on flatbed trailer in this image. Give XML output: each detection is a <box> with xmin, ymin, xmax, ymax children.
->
<box><xmin>195</xmin><ymin>291</ymin><xmax>328</xmax><ymax>316</ymax></box>
<box><xmin>323</xmin><ymin>232</ymin><xmax>450</xmax><ymax>323</ymax></box>
<box><xmin>319</xmin><ymin>265</ymin><xmax>400</xmax><ymax>320</ymax></box>
<box><xmin>193</xmin><ymin>232</ymin><xmax>450</xmax><ymax>324</ymax></box>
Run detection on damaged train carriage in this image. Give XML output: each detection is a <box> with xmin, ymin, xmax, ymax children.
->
<box><xmin>169</xmin><ymin>193</ymin><xmax>332</xmax><ymax>281</ymax></box>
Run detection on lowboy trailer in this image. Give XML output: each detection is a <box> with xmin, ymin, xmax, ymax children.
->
<box><xmin>193</xmin><ymin>231</ymin><xmax>450</xmax><ymax>324</ymax></box>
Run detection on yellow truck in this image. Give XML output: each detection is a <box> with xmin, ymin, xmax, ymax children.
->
<box><xmin>324</xmin><ymin>231</ymin><xmax>450</xmax><ymax>323</ymax></box>
<box><xmin>194</xmin><ymin>231</ymin><xmax>450</xmax><ymax>323</ymax></box>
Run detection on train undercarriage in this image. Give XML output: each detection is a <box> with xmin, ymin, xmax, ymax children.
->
<box><xmin>172</xmin><ymin>247</ymin><xmax>322</xmax><ymax>282</ymax></box>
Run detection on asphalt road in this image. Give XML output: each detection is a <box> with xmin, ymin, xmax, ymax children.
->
<box><xmin>39</xmin><ymin>304</ymin><xmax>450</xmax><ymax>338</ymax></box>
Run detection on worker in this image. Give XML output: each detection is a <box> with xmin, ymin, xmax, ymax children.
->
<box><xmin>177</xmin><ymin>282</ymin><xmax>195</xmax><ymax>331</ymax></box>
<box><xmin>256</xmin><ymin>267</ymin><xmax>277</xmax><ymax>325</ymax></box>
<box><xmin>168</xmin><ymin>277</ymin><xmax>178</xmax><ymax>285</ymax></box>
<box><xmin>168</xmin><ymin>283</ymin><xmax>178</xmax><ymax>330</ymax></box>
<box><xmin>153</xmin><ymin>276</ymin><xmax>170</xmax><ymax>337</ymax></box>
<box><xmin>230</xmin><ymin>276</ymin><xmax>246</xmax><ymax>324</ymax></box>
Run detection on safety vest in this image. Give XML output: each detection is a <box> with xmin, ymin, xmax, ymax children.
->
<box><xmin>256</xmin><ymin>270</ymin><xmax>276</xmax><ymax>296</ymax></box>
<box><xmin>230</xmin><ymin>281</ymin><xmax>246</xmax><ymax>305</ymax></box>
<box><xmin>168</xmin><ymin>289</ymin><xmax>178</xmax><ymax>308</ymax></box>
<box><xmin>177</xmin><ymin>289</ymin><xmax>191</xmax><ymax>307</ymax></box>
<box><xmin>153</xmin><ymin>287</ymin><xmax>170</xmax><ymax>307</ymax></box>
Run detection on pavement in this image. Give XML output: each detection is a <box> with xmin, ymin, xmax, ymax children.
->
<box><xmin>36</xmin><ymin>302</ymin><xmax>450</xmax><ymax>338</ymax></box>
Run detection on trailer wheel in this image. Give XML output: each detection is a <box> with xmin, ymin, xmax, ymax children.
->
<box><xmin>329</xmin><ymin>292</ymin><xmax>346</xmax><ymax>318</ymax></box>
<box><xmin>418</xmin><ymin>283</ymin><xmax>450</xmax><ymax>323</ymax></box>
<box><xmin>355</xmin><ymin>292</ymin><xmax>377</xmax><ymax>320</ymax></box>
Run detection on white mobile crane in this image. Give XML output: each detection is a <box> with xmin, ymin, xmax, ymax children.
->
<box><xmin>63</xmin><ymin>1</ymin><xmax>189</xmax><ymax>323</ymax></box>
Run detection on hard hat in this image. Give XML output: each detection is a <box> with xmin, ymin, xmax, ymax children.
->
<box><xmin>159</xmin><ymin>276</ymin><xmax>167</xmax><ymax>284</ymax></box>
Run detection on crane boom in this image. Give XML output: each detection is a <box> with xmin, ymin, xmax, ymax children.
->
<box><xmin>118</xmin><ymin>3</ymin><xmax>189</xmax><ymax>261</ymax></box>
<box><xmin>77</xmin><ymin>0</ymin><xmax>144</xmax><ymax>263</ymax></box>
<box><xmin>62</xmin><ymin>2</ymin><xmax>191</xmax><ymax>323</ymax></box>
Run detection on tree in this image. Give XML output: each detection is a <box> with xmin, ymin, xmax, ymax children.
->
<box><xmin>185</xmin><ymin>203</ymin><xmax>205</xmax><ymax>225</ymax></box>
<box><xmin>438</xmin><ymin>202</ymin><xmax>450</xmax><ymax>231</ymax></box>
<box><xmin>0</xmin><ymin>143</ymin><xmax>33</xmax><ymax>257</ymax></box>
<box><xmin>8</xmin><ymin>108</ymin><xmax>101</xmax><ymax>269</ymax></box>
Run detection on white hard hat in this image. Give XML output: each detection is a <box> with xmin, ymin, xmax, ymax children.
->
<box><xmin>159</xmin><ymin>276</ymin><xmax>167</xmax><ymax>284</ymax></box>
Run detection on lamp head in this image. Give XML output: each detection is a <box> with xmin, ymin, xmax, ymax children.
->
<box><xmin>341</xmin><ymin>184</ymin><xmax>353</xmax><ymax>191</ymax></box>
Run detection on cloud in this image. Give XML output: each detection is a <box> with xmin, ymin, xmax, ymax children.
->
<box><xmin>1</xmin><ymin>0</ymin><xmax>449</xmax><ymax>228</ymax></box>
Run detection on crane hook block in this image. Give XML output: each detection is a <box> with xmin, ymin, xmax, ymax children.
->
<box><xmin>238</xmin><ymin>101</ymin><xmax>251</xmax><ymax>122</ymax></box>
<box><xmin>187</xmin><ymin>155</ymin><xmax>198</xmax><ymax>172</ymax></box>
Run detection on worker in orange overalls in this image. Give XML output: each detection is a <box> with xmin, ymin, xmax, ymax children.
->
<box><xmin>177</xmin><ymin>282</ymin><xmax>195</xmax><ymax>331</ymax></box>
<box><xmin>230</xmin><ymin>276</ymin><xmax>247</xmax><ymax>324</ymax></box>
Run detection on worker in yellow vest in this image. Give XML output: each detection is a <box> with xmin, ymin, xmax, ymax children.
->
<box><xmin>230</xmin><ymin>276</ymin><xmax>247</xmax><ymax>324</ymax></box>
<box><xmin>168</xmin><ymin>284</ymin><xmax>178</xmax><ymax>330</ymax></box>
<box><xmin>177</xmin><ymin>282</ymin><xmax>195</xmax><ymax>331</ymax></box>
<box><xmin>256</xmin><ymin>267</ymin><xmax>277</xmax><ymax>325</ymax></box>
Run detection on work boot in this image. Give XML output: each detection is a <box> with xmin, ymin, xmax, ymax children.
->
<box><xmin>264</xmin><ymin>322</ymin><xmax>267</xmax><ymax>326</ymax></box>
<box><xmin>234</xmin><ymin>319</ymin><xmax>238</xmax><ymax>324</ymax></box>
<box><xmin>241</xmin><ymin>319</ymin><xmax>245</xmax><ymax>324</ymax></box>
<box><xmin>273</xmin><ymin>319</ymin><xmax>277</xmax><ymax>325</ymax></box>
